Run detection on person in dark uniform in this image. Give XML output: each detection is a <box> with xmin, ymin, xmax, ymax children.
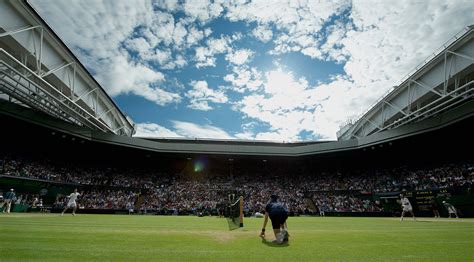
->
<box><xmin>259</xmin><ymin>194</ymin><xmax>289</xmax><ymax>244</ymax></box>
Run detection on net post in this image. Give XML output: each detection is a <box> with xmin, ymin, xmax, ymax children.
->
<box><xmin>239</xmin><ymin>196</ymin><xmax>244</xmax><ymax>227</ymax></box>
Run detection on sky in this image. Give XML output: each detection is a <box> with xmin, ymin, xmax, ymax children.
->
<box><xmin>29</xmin><ymin>0</ymin><xmax>473</xmax><ymax>141</ymax></box>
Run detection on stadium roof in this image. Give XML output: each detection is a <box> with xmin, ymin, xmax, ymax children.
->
<box><xmin>1</xmin><ymin>97</ymin><xmax>472</xmax><ymax>157</ymax></box>
<box><xmin>0</xmin><ymin>0</ymin><xmax>135</xmax><ymax>136</ymax></box>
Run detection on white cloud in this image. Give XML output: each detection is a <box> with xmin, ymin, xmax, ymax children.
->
<box><xmin>319</xmin><ymin>21</ymin><xmax>350</xmax><ymax>63</ymax></box>
<box><xmin>29</xmin><ymin>1</ymin><xmax>184</xmax><ymax>106</ymax></box>
<box><xmin>172</xmin><ymin>21</ymin><xmax>188</xmax><ymax>47</ymax></box>
<box><xmin>224</xmin><ymin>0</ymin><xmax>351</xmax><ymax>58</ymax></box>
<box><xmin>171</xmin><ymin>121</ymin><xmax>233</xmax><ymax>139</ymax></box>
<box><xmin>306</xmin><ymin>76</ymin><xmax>380</xmax><ymax>140</ymax></box>
<box><xmin>162</xmin><ymin>54</ymin><xmax>188</xmax><ymax>70</ymax></box>
<box><xmin>149</xmin><ymin>49</ymin><xmax>173</xmax><ymax>65</ymax></box>
<box><xmin>194</xmin><ymin>36</ymin><xmax>233</xmax><ymax>68</ymax></box>
<box><xmin>195</xmin><ymin>57</ymin><xmax>217</xmax><ymax>68</ymax></box>
<box><xmin>144</xmin><ymin>10</ymin><xmax>176</xmax><ymax>47</ymax></box>
<box><xmin>234</xmin><ymin>131</ymin><xmax>255</xmax><ymax>140</ymax></box>
<box><xmin>252</xmin><ymin>25</ymin><xmax>273</xmax><ymax>42</ymax></box>
<box><xmin>225</xmin><ymin>49</ymin><xmax>254</xmax><ymax>65</ymax></box>
<box><xmin>135</xmin><ymin>121</ymin><xmax>234</xmax><ymax>139</ymax></box>
<box><xmin>186</xmin><ymin>26</ymin><xmax>205</xmax><ymax>46</ymax></box>
<box><xmin>30</xmin><ymin>0</ymin><xmax>154</xmax><ymax>60</ymax></box>
<box><xmin>130</xmin><ymin>10</ymin><xmax>207</xmax><ymax>51</ymax></box>
<box><xmin>186</xmin><ymin>80</ymin><xmax>228</xmax><ymax>111</ymax></box>
<box><xmin>301</xmin><ymin>47</ymin><xmax>323</xmax><ymax>59</ymax></box>
<box><xmin>155</xmin><ymin>0</ymin><xmax>180</xmax><ymax>12</ymax></box>
<box><xmin>134</xmin><ymin>122</ymin><xmax>182</xmax><ymax>138</ymax></box>
<box><xmin>124</xmin><ymin>37</ymin><xmax>179</xmax><ymax>67</ymax></box>
<box><xmin>263</xmin><ymin>70</ymin><xmax>308</xmax><ymax>97</ymax></box>
<box><xmin>124</xmin><ymin>37</ymin><xmax>151</xmax><ymax>55</ymax></box>
<box><xmin>204</xmin><ymin>28</ymin><xmax>213</xmax><ymax>37</ymax></box>
<box><xmin>255</xmin><ymin>131</ymin><xmax>293</xmax><ymax>142</ymax></box>
<box><xmin>208</xmin><ymin>36</ymin><xmax>231</xmax><ymax>53</ymax></box>
<box><xmin>224</xmin><ymin>66</ymin><xmax>263</xmax><ymax>93</ymax></box>
<box><xmin>236</xmin><ymin>0</ymin><xmax>474</xmax><ymax>140</ymax></box>
<box><xmin>174</xmin><ymin>55</ymin><xmax>187</xmax><ymax>68</ymax></box>
<box><xmin>342</xmin><ymin>0</ymin><xmax>474</xmax><ymax>91</ymax></box>
<box><xmin>236</xmin><ymin>70</ymin><xmax>378</xmax><ymax>140</ymax></box>
<box><xmin>234</xmin><ymin>121</ymin><xmax>263</xmax><ymax>140</ymax></box>
<box><xmin>183</xmin><ymin>0</ymin><xmax>224</xmax><ymax>24</ymax></box>
<box><xmin>237</xmin><ymin>70</ymin><xmax>313</xmax><ymax>140</ymax></box>
<box><xmin>97</xmin><ymin>55</ymin><xmax>181</xmax><ymax>106</ymax></box>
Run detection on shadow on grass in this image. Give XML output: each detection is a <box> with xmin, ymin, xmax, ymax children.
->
<box><xmin>260</xmin><ymin>237</ymin><xmax>289</xmax><ymax>247</ymax></box>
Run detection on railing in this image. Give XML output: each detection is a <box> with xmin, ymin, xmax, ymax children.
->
<box><xmin>0</xmin><ymin>48</ymin><xmax>113</xmax><ymax>133</ymax></box>
<box><xmin>380</xmin><ymin>81</ymin><xmax>473</xmax><ymax>131</ymax></box>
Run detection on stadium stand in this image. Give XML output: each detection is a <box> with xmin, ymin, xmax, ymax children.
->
<box><xmin>1</xmin><ymin>155</ymin><xmax>472</xmax><ymax>216</ymax></box>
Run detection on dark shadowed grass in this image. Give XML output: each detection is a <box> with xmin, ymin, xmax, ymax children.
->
<box><xmin>0</xmin><ymin>214</ymin><xmax>472</xmax><ymax>261</ymax></box>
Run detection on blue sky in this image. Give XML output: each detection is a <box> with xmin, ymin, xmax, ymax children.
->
<box><xmin>30</xmin><ymin>0</ymin><xmax>473</xmax><ymax>141</ymax></box>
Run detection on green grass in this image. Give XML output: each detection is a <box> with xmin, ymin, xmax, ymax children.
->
<box><xmin>0</xmin><ymin>214</ymin><xmax>473</xmax><ymax>261</ymax></box>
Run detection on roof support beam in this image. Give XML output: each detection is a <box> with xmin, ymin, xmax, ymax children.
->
<box><xmin>0</xmin><ymin>25</ymin><xmax>41</xmax><ymax>38</ymax></box>
<box><xmin>383</xmin><ymin>100</ymin><xmax>408</xmax><ymax>116</ymax></box>
<box><xmin>96</xmin><ymin>107</ymin><xmax>116</xmax><ymax>120</ymax></box>
<box><xmin>0</xmin><ymin>25</ymin><xmax>44</xmax><ymax>74</ymax></box>
<box><xmin>408</xmin><ymin>79</ymin><xmax>444</xmax><ymax>97</ymax></box>
<box><xmin>446</xmin><ymin>50</ymin><xmax>474</xmax><ymax>62</ymax></box>
<box><xmin>113</xmin><ymin>125</ymin><xmax>126</xmax><ymax>133</ymax></box>
<box><xmin>361</xmin><ymin>117</ymin><xmax>381</xmax><ymax>131</ymax></box>
<box><xmin>40</xmin><ymin>61</ymin><xmax>75</xmax><ymax>78</ymax></box>
<box><xmin>73</xmin><ymin>88</ymin><xmax>97</xmax><ymax>103</ymax></box>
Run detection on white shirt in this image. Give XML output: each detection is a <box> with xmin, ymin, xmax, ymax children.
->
<box><xmin>68</xmin><ymin>192</ymin><xmax>80</xmax><ymax>203</ymax></box>
<box><xmin>401</xmin><ymin>197</ymin><xmax>411</xmax><ymax>208</ymax></box>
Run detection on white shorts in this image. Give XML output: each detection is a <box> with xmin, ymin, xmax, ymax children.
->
<box><xmin>448</xmin><ymin>207</ymin><xmax>456</xmax><ymax>213</ymax></box>
<box><xmin>67</xmin><ymin>202</ymin><xmax>77</xmax><ymax>208</ymax></box>
<box><xmin>403</xmin><ymin>206</ymin><xmax>412</xmax><ymax>212</ymax></box>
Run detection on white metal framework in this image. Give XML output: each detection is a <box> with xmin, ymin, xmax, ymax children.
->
<box><xmin>338</xmin><ymin>25</ymin><xmax>474</xmax><ymax>140</ymax></box>
<box><xmin>0</xmin><ymin>0</ymin><xmax>135</xmax><ymax>136</ymax></box>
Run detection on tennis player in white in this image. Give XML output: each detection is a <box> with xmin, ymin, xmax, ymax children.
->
<box><xmin>61</xmin><ymin>189</ymin><xmax>81</xmax><ymax>216</ymax></box>
<box><xmin>400</xmin><ymin>193</ymin><xmax>416</xmax><ymax>221</ymax></box>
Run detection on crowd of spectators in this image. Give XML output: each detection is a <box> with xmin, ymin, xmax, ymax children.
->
<box><xmin>139</xmin><ymin>176</ymin><xmax>309</xmax><ymax>216</ymax></box>
<box><xmin>313</xmin><ymin>193</ymin><xmax>382</xmax><ymax>213</ymax></box>
<box><xmin>1</xmin><ymin>157</ymin><xmax>473</xmax><ymax>215</ymax></box>
<box><xmin>1</xmin><ymin>159</ymin><xmax>158</xmax><ymax>189</ymax></box>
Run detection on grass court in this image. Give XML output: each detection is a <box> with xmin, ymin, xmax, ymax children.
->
<box><xmin>0</xmin><ymin>214</ymin><xmax>473</xmax><ymax>261</ymax></box>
